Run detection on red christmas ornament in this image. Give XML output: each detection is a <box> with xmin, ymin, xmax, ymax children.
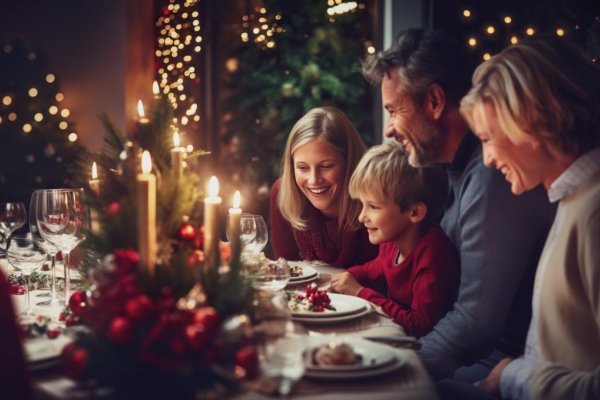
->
<box><xmin>125</xmin><ymin>295</ymin><xmax>153</xmax><ymax>321</ymax></box>
<box><xmin>178</xmin><ymin>220</ymin><xmax>197</xmax><ymax>241</ymax></box>
<box><xmin>68</xmin><ymin>290</ymin><xmax>88</xmax><ymax>316</ymax></box>
<box><xmin>61</xmin><ymin>342</ymin><xmax>88</xmax><ymax>381</ymax></box>
<box><xmin>107</xmin><ymin>316</ymin><xmax>134</xmax><ymax>344</ymax></box>
<box><xmin>193</xmin><ymin>307</ymin><xmax>221</xmax><ymax>338</ymax></box>
<box><xmin>107</xmin><ymin>201</ymin><xmax>121</xmax><ymax>215</ymax></box>
<box><xmin>185</xmin><ymin>324</ymin><xmax>209</xmax><ymax>351</ymax></box>
<box><xmin>235</xmin><ymin>345</ymin><xmax>258</xmax><ymax>379</ymax></box>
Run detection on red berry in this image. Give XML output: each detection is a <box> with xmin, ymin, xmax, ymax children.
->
<box><xmin>125</xmin><ymin>295</ymin><xmax>153</xmax><ymax>321</ymax></box>
<box><xmin>46</xmin><ymin>326</ymin><xmax>61</xmax><ymax>339</ymax></box>
<box><xmin>107</xmin><ymin>316</ymin><xmax>134</xmax><ymax>344</ymax></box>
<box><xmin>68</xmin><ymin>291</ymin><xmax>88</xmax><ymax>316</ymax></box>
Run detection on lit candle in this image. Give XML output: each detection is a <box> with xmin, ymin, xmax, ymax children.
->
<box><xmin>89</xmin><ymin>162</ymin><xmax>100</xmax><ymax>195</ymax></box>
<box><xmin>228</xmin><ymin>191</ymin><xmax>242</xmax><ymax>268</ymax></box>
<box><xmin>204</xmin><ymin>176</ymin><xmax>222</xmax><ymax>269</ymax></box>
<box><xmin>152</xmin><ymin>81</ymin><xmax>160</xmax><ymax>98</ymax></box>
<box><xmin>137</xmin><ymin>99</ymin><xmax>149</xmax><ymax>124</ymax></box>
<box><xmin>170</xmin><ymin>130</ymin><xmax>184</xmax><ymax>177</ymax></box>
<box><xmin>137</xmin><ymin>150</ymin><xmax>156</xmax><ymax>274</ymax></box>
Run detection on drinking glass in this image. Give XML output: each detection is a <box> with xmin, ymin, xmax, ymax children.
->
<box><xmin>252</xmin><ymin>258</ymin><xmax>291</xmax><ymax>292</ymax></box>
<box><xmin>259</xmin><ymin>320</ymin><xmax>307</xmax><ymax>396</ymax></box>
<box><xmin>6</xmin><ymin>234</ymin><xmax>48</xmax><ymax>320</ymax></box>
<box><xmin>0</xmin><ymin>202</ymin><xmax>27</xmax><ymax>253</ymax></box>
<box><xmin>241</xmin><ymin>214</ymin><xmax>268</xmax><ymax>255</ymax></box>
<box><xmin>34</xmin><ymin>189</ymin><xmax>89</xmax><ymax>303</ymax></box>
<box><xmin>30</xmin><ymin>190</ymin><xmax>61</xmax><ymax>307</ymax></box>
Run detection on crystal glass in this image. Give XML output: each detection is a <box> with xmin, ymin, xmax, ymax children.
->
<box><xmin>252</xmin><ymin>258</ymin><xmax>291</xmax><ymax>292</ymax></box>
<box><xmin>0</xmin><ymin>202</ymin><xmax>27</xmax><ymax>253</ymax></box>
<box><xmin>30</xmin><ymin>190</ymin><xmax>61</xmax><ymax>307</ymax></box>
<box><xmin>7</xmin><ymin>234</ymin><xmax>48</xmax><ymax>320</ymax></box>
<box><xmin>241</xmin><ymin>214</ymin><xmax>268</xmax><ymax>255</ymax></box>
<box><xmin>34</xmin><ymin>189</ymin><xmax>89</xmax><ymax>303</ymax></box>
<box><xmin>259</xmin><ymin>320</ymin><xmax>307</xmax><ymax>396</ymax></box>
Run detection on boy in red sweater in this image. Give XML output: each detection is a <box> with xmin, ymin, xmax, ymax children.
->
<box><xmin>331</xmin><ymin>141</ymin><xmax>459</xmax><ymax>337</ymax></box>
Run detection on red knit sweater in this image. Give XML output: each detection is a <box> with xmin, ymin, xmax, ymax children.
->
<box><xmin>348</xmin><ymin>226</ymin><xmax>459</xmax><ymax>338</ymax></box>
<box><xmin>269</xmin><ymin>179</ymin><xmax>377</xmax><ymax>268</ymax></box>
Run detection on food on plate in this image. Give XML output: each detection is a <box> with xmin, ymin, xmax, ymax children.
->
<box><xmin>313</xmin><ymin>342</ymin><xmax>360</xmax><ymax>366</ymax></box>
<box><xmin>287</xmin><ymin>282</ymin><xmax>336</xmax><ymax>312</ymax></box>
<box><xmin>290</xmin><ymin>265</ymin><xmax>303</xmax><ymax>278</ymax></box>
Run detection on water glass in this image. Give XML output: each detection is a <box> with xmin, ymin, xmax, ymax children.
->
<box><xmin>252</xmin><ymin>258</ymin><xmax>290</xmax><ymax>292</ymax></box>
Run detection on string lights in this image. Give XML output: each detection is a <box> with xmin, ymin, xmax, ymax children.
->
<box><xmin>155</xmin><ymin>0</ymin><xmax>202</xmax><ymax>133</ymax></box>
<box><xmin>240</xmin><ymin>6</ymin><xmax>281</xmax><ymax>49</ymax></box>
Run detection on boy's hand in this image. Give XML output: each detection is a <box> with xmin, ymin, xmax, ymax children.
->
<box><xmin>331</xmin><ymin>272</ymin><xmax>363</xmax><ymax>296</ymax></box>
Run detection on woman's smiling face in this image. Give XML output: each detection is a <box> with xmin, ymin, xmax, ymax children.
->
<box><xmin>293</xmin><ymin>139</ymin><xmax>346</xmax><ymax>218</ymax></box>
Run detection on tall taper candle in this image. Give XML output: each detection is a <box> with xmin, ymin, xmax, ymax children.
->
<box><xmin>204</xmin><ymin>176</ymin><xmax>222</xmax><ymax>269</ymax></box>
<box><xmin>137</xmin><ymin>150</ymin><xmax>156</xmax><ymax>274</ymax></box>
<box><xmin>89</xmin><ymin>162</ymin><xmax>100</xmax><ymax>195</ymax></box>
<box><xmin>228</xmin><ymin>190</ymin><xmax>242</xmax><ymax>269</ymax></box>
<box><xmin>137</xmin><ymin>99</ymin><xmax>149</xmax><ymax>124</ymax></box>
<box><xmin>170</xmin><ymin>131</ymin><xmax>184</xmax><ymax>178</ymax></box>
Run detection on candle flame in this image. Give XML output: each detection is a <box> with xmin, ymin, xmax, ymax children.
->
<box><xmin>152</xmin><ymin>81</ymin><xmax>160</xmax><ymax>95</ymax></box>
<box><xmin>137</xmin><ymin>99</ymin><xmax>146</xmax><ymax>118</ymax></box>
<box><xmin>173</xmin><ymin>131</ymin><xmax>181</xmax><ymax>147</ymax></box>
<box><xmin>208</xmin><ymin>176</ymin><xmax>219</xmax><ymax>197</ymax></box>
<box><xmin>141</xmin><ymin>150</ymin><xmax>153</xmax><ymax>174</ymax></box>
<box><xmin>233</xmin><ymin>190</ymin><xmax>241</xmax><ymax>208</ymax></box>
<box><xmin>92</xmin><ymin>162</ymin><xmax>98</xmax><ymax>179</ymax></box>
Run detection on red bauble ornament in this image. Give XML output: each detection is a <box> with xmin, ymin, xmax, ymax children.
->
<box><xmin>68</xmin><ymin>290</ymin><xmax>88</xmax><ymax>316</ymax></box>
<box><xmin>61</xmin><ymin>342</ymin><xmax>88</xmax><ymax>381</ymax></box>
<box><xmin>178</xmin><ymin>221</ymin><xmax>197</xmax><ymax>241</ymax></box>
<box><xmin>235</xmin><ymin>345</ymin><xmax>258</xmax><ymax>379</ymax></box>
<box><xmin>185</xmin><ymin>324</ymin><xmax>209</xmax><ymax>351</ymax></box>
<box><xmin>125</xmin><ymin>295</ymin><xmax>153</xmax><ymax>321</ymax></box>
<box><xmin>193</xmin><ymin>307</ymin><xmax>221</xmax><ymax>338</ymax></box>
<box><xmin>107</xmin><ymin>316</ymin><xmax>134</xmax><ymax>344</ymax></box>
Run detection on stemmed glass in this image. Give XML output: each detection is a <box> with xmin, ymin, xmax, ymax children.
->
<box><xmin>30</xmin><ymin>190</ymin><xmax>61</xmax><ymax>307</ymax></box>
<box><xmin>240</xmin><ymin>214</ymin><xmax>268</xmax><ymax>255</ymax></box>
<box><xmin>0</xmin><ymin>202</ymin><xmax>27</xmax><ymax>254</ymax></box>
<box><xmin>6</xmin><ymin>234</ymin><xmax>48</xmax><ymax>321</ymax></box>
<box><xmin>33</xmin><ymin>189</ymin><xmax>89</xmax><ymax>303</ymax></box>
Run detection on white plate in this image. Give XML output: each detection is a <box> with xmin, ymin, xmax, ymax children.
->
<box><xmin>291</xmin><ymin>293</ymin><xmax>370</xmax><ymax>318</ymax></box>
<box><xmin>293</xmin><ymin>304</ymin><xmax>371</xmax><ymax>324</ymax></box>
<box><xmin>304</xmin><ymin>338</ymin><xmax>405</xmax><ymax>379</ymax></box>
<box><xmin>306</xmin><ymin>337</ymin><xmax>396</xmax><ymax>372</ymax></box>
<box><xmin>25</xmin><ymin>334</ymin><xmax>71</xmax><ymax>364</ymax></box>
<box><xmin>288</xmin><ymin>263</ymin><xmax>318</xmax><ymax>281</ymax></box>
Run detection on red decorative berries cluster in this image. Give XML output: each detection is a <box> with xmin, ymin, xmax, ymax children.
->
<box><xmin>294</xmin><ymin>283</ymin><xmax>335</xmax><ymax>312</ymax></box>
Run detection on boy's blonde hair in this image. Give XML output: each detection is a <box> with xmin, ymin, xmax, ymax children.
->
<box><xmin>349</xmin><ymin>141</ymin><xmax>448</xmax><ymax>225</ymax></box>
<box><xmin>277</xmin><ymin>106</ymin><xmax>367</xmax><ymax>232</ymax></box>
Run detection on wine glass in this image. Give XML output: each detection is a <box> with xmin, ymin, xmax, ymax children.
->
<box><xmin>34</xmin><ymin>189</ymin><xmax>89</xmax><ymax>303</ymax></box>
<box><xmin>30</xmin><ymin>190</ymin><xmax>61</xmax><ymax>307</ymax></box>
<box><xmin>0</xmin><ymin>202</ymin><xmax>27</xmax><ymax>253</ymax></box>
<box><xmin>258</xmin><ymin>320</ymin><xmax>307</xmax><ymax>396</ymax></box>
<box><xmin>242</xmin><ymin>214</ymin><xmax>268</xmax><ymax>255</ymax></box>
<box><xmin>6</xmin><ymin>234</ymin><xmax>48</xmax><ymax>321</ymax></box>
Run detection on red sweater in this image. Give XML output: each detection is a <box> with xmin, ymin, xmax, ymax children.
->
<box><xmin>0</xmin><ymin>270</ymin><xmax>32</xmax><ymax>400</ymax></box>
<box><xmin>269</xmin><ymin>179</ymin><xmax>377</xmax><ymax>268</ymax></box>
<box><xmin>348</xmin><ymin>226</ymin><xmax>459</xmax><ymax>338</ymax></box>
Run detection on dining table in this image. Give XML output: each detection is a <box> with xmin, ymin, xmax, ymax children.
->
<box><xmin>8</xmin><ymin>260</ymin><xmax>440</xmax><ymax>400</ymax></box>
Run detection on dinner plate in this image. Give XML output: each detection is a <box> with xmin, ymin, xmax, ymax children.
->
<box><xmin>25</xmin><ymin>334</ymin><xmax>71</xmax><ymax>369</ymax></box>
<box><xmin>291</xmin><ymin>293</ymin><xmax>370</xmax><ymax>318</ymax></box>
<box><xmin>306</xmin><ymin>337</ymin><xmax>396</xmax><ymax>372</ymax></box>
<box><xmin>292</xmin><ymin>304</ymin><xmax>371</xmax><ymax>324</ymax></box>
<box><xmin>304</xmin><ymin>338</ymin><xmax>406</xmax><ymax>379</ymax></box>
<box><xmin>286</xmin><ymin>274</ymin><xmax>319</xmax><ymax>288</ymax></box>
<box><xmin>288</xmin><ymin>263</ymin><xmax>318</xmax><ymax>282</ymax></box>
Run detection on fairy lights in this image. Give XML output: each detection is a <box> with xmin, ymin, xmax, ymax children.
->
<box><xmin>240</xmin><ymin>6</ymin><xmax>280</xmax><ymax>49</ymax></box>
<box><xmin>155</xmin><ymin>0</ymin><xmax>202</xmax><ymax>130</ymax></box>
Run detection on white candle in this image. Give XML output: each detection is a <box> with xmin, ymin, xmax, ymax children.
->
<box><xmin>228</xmin><ymin>190</ymin><xmax>242</xmax><ymax>268</ymax></box>
<box><xmin>170</xmin><ymin>131</ymin><xmax>184</xmax><ymax>178</ymax></box>
<box><xmin>137</xmin><ymin>99</ymin><xmax>149</xmax><ymax>124</ymax></box>
<box><xmin>137</xmin><ymin>150</ymin><xmax>156</xmax><ymax>274</ymax></box>
<box><xmin>152</xmin><ymin>81</ymin><xmax>160</xmax><ymax>98</ymax></box>
<box><xmin>89</xmin><ymin>162</ymin><xmax>100</xmax><ymax>195</ymax></box>
<box><xmin>204</xmin><ymin>176</ymin><xmax>222</xmax><ymax>269</ymax></box>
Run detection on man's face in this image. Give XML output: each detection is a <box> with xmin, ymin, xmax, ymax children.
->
<box><xmin>381</xmin><ymin>69</ymin><xmax>442</xmax><ymax>167</ymax></box>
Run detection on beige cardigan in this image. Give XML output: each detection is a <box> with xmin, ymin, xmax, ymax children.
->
<box><xmin>531</xmin><ymin>171</ymin><xmax>600</xmax><ymax>399</ymax></box>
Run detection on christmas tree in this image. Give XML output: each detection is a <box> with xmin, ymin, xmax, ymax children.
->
<box><xmin>0</xmin><ymin>40</ymin><xmax>84</xmax><ymax>204</ymax></box>
<box><xmin>221</xmin><ymin>0</ymin><xmax>375</xmax><ymax>208</ymax></box>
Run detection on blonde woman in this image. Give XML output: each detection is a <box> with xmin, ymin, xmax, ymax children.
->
<box><xmin>269</xmin><ymin>107</ymin><xmax>377</xmax><ymax>268</ymax></box>
<box><xmin>461</xmin><ymin>35</ymin><xmax>600</xmax><ymax>400</ymax></box>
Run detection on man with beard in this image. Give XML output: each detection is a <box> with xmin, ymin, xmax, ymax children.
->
<box><xmin>362</xmin><ymin>28</ymin><xmax>556</xmax><ymax>392</ymax></box>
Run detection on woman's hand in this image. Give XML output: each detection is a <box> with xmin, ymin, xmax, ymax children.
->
<box><xmin>478</xmin><ymin>357</ymin><xmax>513</xmax><ymax>396</ymax></box>
<box><xmin>331</xmin><ymin>272</ymin><xmax>363</xmax><ymax>296</ymax></box>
